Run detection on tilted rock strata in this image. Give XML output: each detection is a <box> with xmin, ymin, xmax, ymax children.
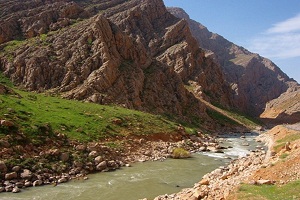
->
<box><xmin>168</xmin><ymin>7</ymin><xmax>299</xmax><ymax>116</ymax></box>
<box><xmin>260</xmin><ymin>87</ymin><xmax>300</xmax><ymax>124</ymax></box>
<box><xmin>0</xmin><ymin>0</ymin><xmax>232</xmax><ymax>124</ymax></box>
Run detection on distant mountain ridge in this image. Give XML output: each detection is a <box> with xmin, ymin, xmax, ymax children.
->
<box><xmin>168</xmin><ymin>7</ymin><xmax>299</xmax><ymax>119</ymax></box>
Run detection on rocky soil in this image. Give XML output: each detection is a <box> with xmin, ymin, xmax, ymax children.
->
<box><xmin>152</xmin><ymin>141</ymin><xmax>267</xmax><ymax>200</ymax></box>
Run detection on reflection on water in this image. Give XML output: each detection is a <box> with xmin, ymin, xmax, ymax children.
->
<box><xmin>0</xmin><ymin>133</ymin><xmax>263</xmax><ymax>200</ymax></box>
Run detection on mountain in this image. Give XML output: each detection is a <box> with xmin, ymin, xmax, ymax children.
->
<box><xmin>1</xmin><ymin>0</ymin><xmax>297</xmax><ymax>126</ymax></box>
<box><xmin>0</xmin><ymin>0</ymin><xmax>234</xmax><ymax>129</ymax></box>
<box><xmin>168</xmin><ymin>7</ymin><xmax>299</xmax><ymax>118</ymax></box>
<box><xmin>260</xmin><ymin>88</ymin><xmax>300</xmax><ymax>124</ymax></box>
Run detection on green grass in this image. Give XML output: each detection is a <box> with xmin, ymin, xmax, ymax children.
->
<box><xmin>172</xmin><ymin>148</ymin><xmax>191</xmax><ymax>159</ymax></box>
<box><xmin>235</xmin><ymin>180</ymin><xmax>300</xmax><ymax>200</ymax></box>
<box><xmin>274</xmin><ymin>134</ymin><xmax>300</xmax><ymax>152</ymax></box>
<box><xmin>279</xmin><ymin>153</ymin><xmax>289</xmax><ymax>159</ymax></box>
<box><xmin>0</xmin><ymin>72</ymin><xmax>13</xmax><ymax>87</ymax></box>
<box><xmin>211</xmin><ymin>101</ymin><xmax>262</xmax><ymax>129</ymax></box>
<box><xmin>0</xmin><ymin>86</ymin><xmax>183</xmax><ymax>142</ymax></box>
<box><xmin>206</xmin><ymin>109</ymin><xmax>239</xmax><ymax>126</ymax></box>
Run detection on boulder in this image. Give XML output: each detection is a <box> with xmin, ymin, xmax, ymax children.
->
<box><xmin>5</xmin><ymin>172</ymin><xmax>18</xmax><ymax>180</ymax></box>
<box><xmin>24</xmin><ymin>181</ymin><xmax>32</xmax><ymax>187</ymax></box>
<box><xmin>58</xmin><ymin>177</ymin><xmax>68</xmax><ymax>183</ymax></box>
<box><xmin>199</xmin><ymin>179</ymin><xmax>209</xmax><ymax>185</ymax></box>
<box><xmin>75</xmin><ymin>144</ymin><xmax>87</xmax><ymax>151</ymax></box>
<box><xmin>96</xmin><ymin>161</ymin><xmax>107</xmax><ymax>171</ymax></box>
<box><xmin>5</xmin><ymin>185</ymin><xmax>14</xmax><ymax>192</ymax></box>
<box><xmin>33</xmin><ymin>180</ymin><xmax>43</xmax><ymax>187</ymax></box>
<box><xmin>0</xmin><ymin>187</ymin><xmax>5</xmax><ymax>193</ymax></box>
<box><xmin>12</xmin><ymin>187</ymin><xmax>21</xmax><ymax>193</ymax></box>
<box><xmin>256</xmin><ymin>179</ymin><xmax>273</xmax><ymax>185</ymax></box>
<box><xmin>107</xmin><ymin>160</ymin><xmax>118</xmax><ymax>169</ymax></box>
<box><xmin>88</xmin><ymin>151</ymin><xmax>98</xmax><ymax>158</ymax></box>
<box><xmin>94</xmin><ymin>156</ymin><xmax>103</xmax><ymax>165</ymax></box>
<box><xmin>0</xmin><ymin>120</ymin><xmax>14</xmax><ymax>127</ymax></box>
<box><xmin>12</xmin><ymin>166</ymin><xmax>21</xmax><ymax>172</ymax></box>
<box><xmin>60</xmin><ymin>152</ymin><xmax>70</xmax><ymax>162</ymax></box>
<box><xmin>21</xmin><ymin>169</ymin><xmax>33</xmax><ymax>180</ymax></box>
<box><xmin>15</xmin><ymin>182</ymin><xmax>24</xmax><ymax>188</ymax></box>
<box><xmin>0</xmin><ymin>161</ymin><xmax>7</xmax><ymax>173</ymax></box>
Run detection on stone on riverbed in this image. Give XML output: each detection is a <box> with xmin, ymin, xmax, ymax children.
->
<box><xmin>33</xmin><ymin>180</ymin><xmax>43</xmax><ymax>187</ymax></box>
<box><xmin>96</xmin><ymin>161</ymin><xmax>107</xmax><ymax>171</ymax></box>
<box><xmin>256</xmin><ymin>179</ymin><xmax>274</xmax><ymax>185</ymax></box>
<box><xmin>12</xmin><ymin>186</ymin><xmax>21</xmax><ymax>193</ymax></box>
<box><xmin>5</xmin><ymin>172</ymin><xmax>17</xmax><ymax>180</ymax></box>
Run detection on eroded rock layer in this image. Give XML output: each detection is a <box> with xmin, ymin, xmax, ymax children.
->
<box><xmin>0</xmin><ymin>0</ymin><xmax>233</xmax><ymax>126</ymax></box>
<box><xmin>169</xmin><ymin>7</ymin><xmax>299</xmax><ymax>117</ymax></box>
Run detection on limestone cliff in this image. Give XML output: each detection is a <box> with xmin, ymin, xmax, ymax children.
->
<box><xmin>168</xmin><ymin>7</ymin><xmax>299</xmax><ymax>117</ymax></box>
<box><xmin>0</xmin><ymin>0</ymin><xmax>231</xmax><ymax>127</ymax></box>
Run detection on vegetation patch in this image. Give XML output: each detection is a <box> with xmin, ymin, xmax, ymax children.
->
<box><xmin>171</xmin><ymin>148</ymin><xmax>191</xmax><ymax>159</ymax></box>
<box><xmin>207</xmin><ymin>109</ymin><xmax>239</xmax><ymax>126</ymax></box>
<box><xmin>235</xmin><ymin>180</ymin><xmax>300</xmax><ymax>200</ymax></box>
<box><xmin>0</xmin><ymin>80</ymin><xmax>188</xmax><ymax>142</ymax></box>
<box><xmin>274</xmin><ymin>133</ymin><xmax>300</xmax><ymax>153</ymax></box>
<box><xmin>211</xmin><ymin>102</ymin><xmax>262</xmax><ymax>129</ymax></box>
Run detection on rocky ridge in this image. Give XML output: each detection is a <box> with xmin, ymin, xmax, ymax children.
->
<box><xmin>168</xmin><ymin>7</ymin><xmax>299</xmax><ymax>117</ymax></box>
<box><xmin>0</xmin><ymin>0</ymin><xmax>232</xmax><ymax>126</ymax></box>
<box><xmin>260</xmin><ymin>87</ymin><xmax>300</xmax><ymax>124</ymax></box>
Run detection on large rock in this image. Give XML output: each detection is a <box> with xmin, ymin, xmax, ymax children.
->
<box><xmin>0</xmin><ymin>161</ymin><xmax>7</xmax><ymax>173</ymax></box>
<box><xmin>5</xmin><ymin>172</ymin><xmax>17</xmax><ymax>180</ymax></box>
<box><xmin>33</xmin><ymin>180</ymin><xmax>43</xmax><ymax>187</ymax></box>
<box><xmin>94</xmin><ymin>156</ymin><xmax>104</xmax><ymax>165</ymax></box>
<box><xmin>96</xmin><ymin>161</ymin><xmax>107</xmax><ymax>171</ymax></box>
<box><xmin>60</xmin><ymin>152</ymin><xmax>70</xmax><ymax>162</ymax></box>
<box><xmin>21</xmin><ymin>169</ymin><xmax>33</xmax><ymax>180</ymax></box>
<box><xmin>12</xmin><ymin>187</ymin><xmax>21</xmax><ymax>193</ymax></box>
<box><xmin>0</xmin><ymin>120</ymin><xmax>14</xmax><ymax>127</ymax></box>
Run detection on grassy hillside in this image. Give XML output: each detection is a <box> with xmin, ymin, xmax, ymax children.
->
<box><xmin>0</xmin><ymin>73</ymin><xmax>186</xmax><ymax>143</ymax></box>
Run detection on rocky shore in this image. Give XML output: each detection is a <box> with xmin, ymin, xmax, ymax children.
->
<box><xmin>0</xmin><ymin>130</ymin><xmax>225</xmax><ymax>194</ymax></box>
<box><xmin>152</xmin><ymin>124</ymin><xmax>300</xmax><ymax>200</ymax></box>
<box><xmin>152</xmin><ymin>149</ymin><xmax>267</xmax><ymax>200</ymax></box>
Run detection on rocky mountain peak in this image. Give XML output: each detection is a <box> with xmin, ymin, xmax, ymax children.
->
<box><xmin>168</xmin><ymin>7</ymin><xmax>299</xmax><ymax>117</ymax></box>
<box><xmin>0</xmin><ymin>0</ymin><xmax>235</xmax><ymax>129</ymax></box>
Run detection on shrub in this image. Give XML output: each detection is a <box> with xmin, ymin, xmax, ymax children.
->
<box><xmin>172</xmin><ymin>148</ymin><xmax>191</xmax><ymax>159</ymax></box>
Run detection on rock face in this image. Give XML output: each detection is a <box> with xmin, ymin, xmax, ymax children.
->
<box><xmin>0</xmin><ymin>0</ymin><xmax>231</xmax><ymax>123</ymax></box>
<box><xmin>168</xmin><ymin>7</ymin><xmax>299</xmax><ymax>117</ymax></box>
<box><xmin>260</xmin><ymin>87</ymin><xmax>300</xmax><ymax>124</ymax></box>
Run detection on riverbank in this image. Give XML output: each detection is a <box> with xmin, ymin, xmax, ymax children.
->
<box><xmin>0</xmin><ymin>130</ymin><xmax>227</xmax><ymax>194</ymax></box>
<box><xmin>152</xmin><ymin>124</ymin><xmax>300</xmax><ymax>200</ymax></box>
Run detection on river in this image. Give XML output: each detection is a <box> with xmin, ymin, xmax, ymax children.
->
<box><xmin>0</xmin><ymin>132</ymin><xmax>262</xmax><ymax>200</ymax></box>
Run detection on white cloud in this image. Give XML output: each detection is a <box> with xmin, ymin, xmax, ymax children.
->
<box><xmin>249</xmin><ymin>13</ymin><xmax>300</xmax><ymax>59</ymax></box>
<box><xmin>266</xmin><ymin>13</ymin><xmax>300</xmax><ymax>34</ymax></box>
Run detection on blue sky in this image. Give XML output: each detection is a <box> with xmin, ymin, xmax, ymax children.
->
<box><xmin>163</xmin><ymin>0</ymin><xmax>300</xmax><ymax>83</ymax></box>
